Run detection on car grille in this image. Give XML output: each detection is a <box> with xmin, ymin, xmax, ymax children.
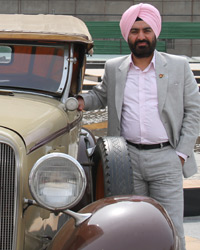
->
<box><xmin>0</xmin><ymin>143</ymin><xmax>16</xmax><ymax>250</ymax></box>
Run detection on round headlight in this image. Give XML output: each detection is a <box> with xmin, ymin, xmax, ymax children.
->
<box><xmin>29</xmin><ymin>153</ymin><xmax>86</xmax><ymax>211</ymax></box>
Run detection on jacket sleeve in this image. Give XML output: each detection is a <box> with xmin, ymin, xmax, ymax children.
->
<box><xmin>79</xmin><ymin>63</ymin><xmax>109</xmax><ymax>111</ymax></box>
<box><xmin>176</xmin><ymin>59</ymin><xmax>200</xmax><ymax>157</ymax></box>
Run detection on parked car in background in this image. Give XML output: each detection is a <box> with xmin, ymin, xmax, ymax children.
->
<box><xmin>0</xmin><ymin>14</ymin><xmax>179</xmax><ymax>250</ymax></box>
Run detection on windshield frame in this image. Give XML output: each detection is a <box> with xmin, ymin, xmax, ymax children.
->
<box><xmin>0</xmin><ymin>41</ymin><xmax>70</xmax><ymax>97</ymax></box>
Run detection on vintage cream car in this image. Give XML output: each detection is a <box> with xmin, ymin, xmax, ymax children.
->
<box><xmin>0</xmin><ymin>14</ymin><xmax>179</xmax><ymax>250</ymax></box>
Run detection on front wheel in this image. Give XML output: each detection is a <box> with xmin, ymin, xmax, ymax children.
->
<box><xmin>92</xmin><ymin>136</ymin><xmax>133</xmax><ymax>200</ymax></box>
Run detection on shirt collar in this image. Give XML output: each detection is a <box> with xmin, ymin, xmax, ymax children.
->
<box><xmin>129</xmin><ymin>52</ymin><xmax>156</xmax><ymax>70</ymax></box>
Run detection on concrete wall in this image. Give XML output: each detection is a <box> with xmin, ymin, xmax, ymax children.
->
<box><xmin>0</xmin><ymin>0</ymin><xmax>198</xmax><ymax>22</ymax></box>
<box><xmin>0</xmin><ymin>0</ymin><xmax>199</xmax><ymax>56</ymax></box>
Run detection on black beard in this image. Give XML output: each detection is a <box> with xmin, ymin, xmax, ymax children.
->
<box><xmin>128</xmin><ymin>36</ymin><xmax>157</xmax><ymax>58</ymax></box>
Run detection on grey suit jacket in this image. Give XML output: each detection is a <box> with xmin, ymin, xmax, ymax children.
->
<box><xmin>82</xmin><ymin>50</ymin><xmax>200</xmax><ymax>177</ymax></box>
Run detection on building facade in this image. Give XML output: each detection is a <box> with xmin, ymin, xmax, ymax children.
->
<box><xmin>0</xmin><ymin>0</ymin><xmax>200</xmax><ymax>56</ymax></box>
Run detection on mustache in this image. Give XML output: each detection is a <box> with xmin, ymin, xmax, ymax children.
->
<box><xmin>135</xmin><ymin>40</ymin><xmax>150</xmax><ymax>46</ymax></box>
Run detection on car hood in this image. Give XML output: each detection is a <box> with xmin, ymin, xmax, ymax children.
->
<box><xmin>0</xmin><ymin>94</ymin><xmax>70</xmax><ymax>152</ymax></box>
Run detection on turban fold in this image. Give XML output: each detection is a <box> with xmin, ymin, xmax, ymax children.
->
<box><xmin>120</xmin><ymin>3</ymin><xmax>161</xmax><ymax>42</ymax></box>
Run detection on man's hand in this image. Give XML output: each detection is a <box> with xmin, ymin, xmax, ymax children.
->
<box><xmin>178</xmin><ymin>156</ymin><xmax>185</xmax><ymax>166</ymax></box>
<box><xmin>77</xmin><ymin>96</ymin><xmax>85</xmax><ymax>111</ymax></box>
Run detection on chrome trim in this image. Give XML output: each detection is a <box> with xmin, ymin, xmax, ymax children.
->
<box><xmin>0</xmin><ymin>42</ymin><xmax>67</xmax><ymax>96</ymax></box>
<box><xmin>57</xmin><ymin>47</ymin><xmax>69</xmax><ymax>94</ymax></box>
<box><xmin>65</xmin><ymin>97</ymin><xmax>79</xmax><ymax>111</ymax></box>
<box><xmin>23</xmin><ymin>198</ymin><xmax>92</xmax><ymax>227</ymax></box>
<box><xmin>61</xmin><ymin>44</ymin><xmax>74</xmax><ymax>104</ymax></box>
<box><xmin>0</xmin><ymin>89</ymin><xmax>56</xmax><ymax>98</ymax></box>
<box><xmin>86</xmin><ymin>146</ymin><xmax>96</xmax><ymax>157</ymax></box>
<box><xmin>29</xmin><ymin>152</ymin><xmax>87</xmax><ymax>211</ymax></box>
<box><xmin>0</xmin><ymin>136</ymin><xmax>20</xmax><ymax>250</ymax></box>
<box><xmin>63</xmin><ymin>209</ymin><xmax>92</xmax><ymax>227</ymax></box>
<box><xmin>68</xmin><ymin>57</ymin><xmax>77</xmax><ymax>64</ymax></box>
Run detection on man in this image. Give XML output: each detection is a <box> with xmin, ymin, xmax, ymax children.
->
<box><xmin>78</xmin><ymin>3</ymin><xmax>200</xmax><ymax>249</ymax></box>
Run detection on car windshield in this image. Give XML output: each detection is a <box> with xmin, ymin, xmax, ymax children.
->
<box><xmin>0</xmin><ymin>43</ymin><xmax>68</xmax><ymax>95</ymax></box>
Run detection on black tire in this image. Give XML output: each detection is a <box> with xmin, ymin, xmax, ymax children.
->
<box><xmin>92</xmin><ymin>136</ymin><xmax>133</xmax><ymax>200</ymax></box>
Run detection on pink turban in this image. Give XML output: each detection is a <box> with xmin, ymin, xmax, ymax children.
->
<box><xmin>120</xmin><ymin>3</ymin><xmax>162</xmax><ymax>42</ymax></box>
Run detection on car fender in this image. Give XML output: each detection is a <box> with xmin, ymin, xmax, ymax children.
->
<box><xmin>47</xmin><ymin>195</ymin><xmax>179</xmax><ymax>250</ymax></box>
<box><xmin>77</xmin><ymin>127</ymin><xmax>96</xmax><ymax>167</ymax></box>
<box><xmin>73</xmin><ymin>127</ymin><xmax>96</xmax><ymax>211</ymax></box>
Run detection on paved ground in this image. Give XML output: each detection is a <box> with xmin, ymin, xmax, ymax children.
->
<box><xmin>184</xmin><ymin>216</ymin><xmax>200</xmax><ymax>250</ymax></box>
<box><xmin>184</xmin><ymin>152</ymin><xmax>200</xmax><ymax>250</ymax></box>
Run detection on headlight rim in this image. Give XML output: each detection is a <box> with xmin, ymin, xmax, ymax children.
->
<box><xmin>29</xmin><ymin>152</ymin><xmax>87</xmax><ymax>211</ymax></box>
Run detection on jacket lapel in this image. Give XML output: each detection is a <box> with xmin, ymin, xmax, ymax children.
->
<box><xmin>115</xmin><ymin>56</ymin><xmax>130</xmax><ymax>121</ymax></box>
<box><xmin>155</xmin><ymin>51</ymin><xmax>168</xmax><ymax>114</ymax></box>
<box><xmin>114</xmin><ymin>52</ymin><xmax>168</xmax><ymax>121</ymax></box>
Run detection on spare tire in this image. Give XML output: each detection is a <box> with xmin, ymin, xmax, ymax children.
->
<box><xmin>92</xmin><ymin>136</ymin><xmax>133</xmax><ymax>200</ymax></box>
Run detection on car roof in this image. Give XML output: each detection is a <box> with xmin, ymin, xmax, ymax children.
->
<box><xmin>0</xmin><ymin>14</ymin><xmax>93</xmax><ymax>51</ymax></box>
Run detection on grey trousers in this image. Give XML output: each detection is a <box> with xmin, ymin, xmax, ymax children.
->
<box><xmin>128</xmin><ymin>144</ymin><xmax>185</xmax><ymax>250</ymax></box>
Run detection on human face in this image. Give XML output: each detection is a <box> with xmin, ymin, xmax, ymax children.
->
<box><xmin>128</xmin><ymin>21</ymin><xmax>156</xmax><ymax>58</ymax></box>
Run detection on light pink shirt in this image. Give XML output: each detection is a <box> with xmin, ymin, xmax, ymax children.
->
<box><xmin>121</xmin><ymin>54</ymin><xmax>169</xmax><ymax>144</ymax></box>
<box><xmin>120</xmin><ymin>54</ymin><xmax>187</xmax><ymax>160</ymax></box>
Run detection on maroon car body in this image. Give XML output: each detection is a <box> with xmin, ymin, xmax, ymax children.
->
<box><xmin>47</xmin><ymin>196</ymin><xmax>179</xmax><ymax>250</ymax></box>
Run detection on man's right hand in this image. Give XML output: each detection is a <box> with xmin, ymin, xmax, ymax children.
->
<box><xmin>77</xmin><ymin>96</ymin><xmax>85</xmax><ymax>111</ymax></box>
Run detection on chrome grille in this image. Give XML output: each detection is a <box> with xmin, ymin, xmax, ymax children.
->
<box><xmin>0</xmin><ymin>143</ymin><xmax>16</xmax><ymax>250</ymax></box>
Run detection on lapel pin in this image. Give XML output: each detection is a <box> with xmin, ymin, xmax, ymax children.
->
<box><xmin>159</xmin><ymin>74</ymin><xmax>164</xmax><ymax>78</ymax></box>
